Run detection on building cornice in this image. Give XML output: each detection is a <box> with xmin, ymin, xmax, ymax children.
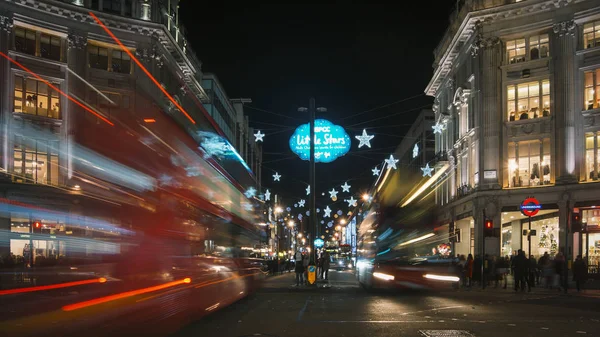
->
<box><xmin>425</xmin><ymin>0</ymin><xmax>590</xmax><ymax>97</ymax></box>
<box><xmin>4</xmin><ymin>0</ymin><xmax>207</xmax><ymax>101</ymax></box>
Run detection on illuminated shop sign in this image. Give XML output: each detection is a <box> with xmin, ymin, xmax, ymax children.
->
<box><xmin>289</xmin><ymin>119</ymin><xmax>351</xmax><ymax>163</ymax></box>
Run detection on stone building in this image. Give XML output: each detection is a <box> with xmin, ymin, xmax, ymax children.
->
<box><xmin>426</xmin><ymin>0</ymin><xmax>600</xmax><ymax>272</ymax></box>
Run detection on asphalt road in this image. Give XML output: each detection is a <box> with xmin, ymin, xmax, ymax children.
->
<box><xmin>173</xmin><ymin>269</ymin><xmax>600</xmax><ymax>337</ymax></box>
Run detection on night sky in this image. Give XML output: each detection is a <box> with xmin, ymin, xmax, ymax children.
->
<box><xmin>179</xmin><ymin>2</ymin><xmax>456</xmax><ymax>213</ymax></box>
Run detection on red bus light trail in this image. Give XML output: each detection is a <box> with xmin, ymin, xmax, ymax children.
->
<box><xmin>0</xmin><ymin>278</ymin><xmax>107</xmax><ymax>296</ymax></box>
<box><xmin>89</xmin><ymin>12</ymin><xmax>196</xmax><ymax>125</ymax></box>
<box><xmin>62</xmin><ymin>277</ymin><xmax>192</xmax><ymax>312</ymax></box>
<box><xmin>0</xmin><ymin>52</ymin><xmax>114</xmax><ymax>127</ymax></box>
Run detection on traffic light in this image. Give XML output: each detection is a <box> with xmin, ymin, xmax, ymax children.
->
<box><xmin>484</xmin><ymin>219</ymin><xmax>493</xmax><ymax>237</ymax></box>
<box><xmin>571</xmin><ymin>212</ymin><xmax>582</xmax><ymax>232</ymax></box>
<box><xmin>33</xmin><ymin>221</ymin><xmax>41</xmax><ymax>233</ymax></box>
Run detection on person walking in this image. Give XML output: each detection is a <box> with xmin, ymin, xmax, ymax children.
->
<box><xmin>322</xmin><ymin>251</ymin><xmax>331</xmax><ymax>280</ymax></box>
<box><xmin>573</xmin><ymin>255</ymin><xmax>588</xmax><ymax>292</ymax></box>
<box><xmin>294</xmin><ymin>250</ymin><xmax>304</xmax><ymax>286</ymax></box>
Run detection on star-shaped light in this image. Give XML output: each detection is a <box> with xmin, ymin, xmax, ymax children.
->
<box><xmin>244</xmin><ymin>187</ymin><xmax>256</xmax><ymax>198</ymax></box>
<box><xmin>421</xmin><ymin>163</ymin><xmax>434</xmax><ymax>177</ymax></box>
<box><xmin>264</xmin><ymin>189</ymin><xmax>271</xmax><ymax>201</ymax></box>
<box><xmin>384</xmin><ymin>155</ymin><xmax>399</xmax><ymax>170</ymax></box>
<box><xmin>329</xmin><ymin>188</ymin><xmax>338</xmax><ymax>199</ymax></box>
<box><xmin>323</xmin><ymin>206</ymin><xmax>332</xmax><ymax>218</ymax></box>
<box><xmin>254</xmin><ymin>130</ymin><xmax>265</xmax><ymax>142</ymax></box>
<box><xmin>341</xmin><ymin>182</ymin><xmax>351</xmax><ymax>193</ymax></box>
<box><xmin>432</xmin><ymin>123</ymin><xmax>443</xmax><ymax>134</ymax></box>
<box><xmin>372</xmin><ymin>167</ymin><xmax>380</xmax><ymax>176</ymax></box>
<box><xmin>298</xmin><ymin>199</ymin><xmax>306</xmax><ymax>207</ymax></box>
<box><xmin>345</xmin><ymin>197</ymin><xmax>357</xmax><ymax>207</ymax></box>
<box><xmin>242</xmin><ymin>202</ymin><xmax>253</xmax><ymax>211</ymax></box>
<box><xmin>413</xmin><ymin>144</ymin><xmax>419</xmax><ymax>158</ymax></box>
<box><xmin>273</xmin><ymin>172</ymin><xmax>281</xmax><ymax>181</ymax></box>
<box><xmin>306</xmin><ymin>185</ymin><xmax>311</xmax><ymax>195</ymax></box>
<box><xmin>355</xmin><ymin>129</ymin><xmax>374</xmax><ymax>148</ymax></box>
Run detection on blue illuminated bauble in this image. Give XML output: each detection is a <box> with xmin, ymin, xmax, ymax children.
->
<box><xmin>289</xmin><ymin>119</ymin><xmax>351</xmax><ymax>163</ymax></box>
<box><xmin>314</xmin><ymin>238</ymin><xmax>325</xmax><ymax>248</ymax></box>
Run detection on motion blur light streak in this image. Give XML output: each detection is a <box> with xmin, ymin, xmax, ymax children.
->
<box><xmin>89</xmin><ymin>12</ymin><xmax>196</xmax><ymax>125</ymax></box>
<box><xmin>62</xmin><ymin>277</ymin><xmax>192</xmax><ymax>311</ymax></box>
<box><xmin>397</xmin><ymin>233</ymin><xmax>435</xmax><ymax>247</ymax></box>
<box><xmin>66</xmin><ymin>67</ymin><xmax>116</xmax><ymax>105</ymax></box>
<box><xmin>373</xmin><ymin>272</ymin><xmax>395</xmax><ymax>281</ymax></box>
<box><xmin>0</xmin><ymin>51</ymin><xmax>114</xmax><ymax>126</ymax></box>
<box><xmin>424</xmin><ymin>274</ymin><xmax>460</xmax><ymax>282</ymax></box>
<box><xmin>0</xmin><ymin>278</ymin><xmax>106</xmax><ymax>296</ymax></box>
<box><xmin>400</xmin><ymin>163</ymin><xmax>450</xmax><ymax>207</ymax></box>
<box><xmin>144</xmin><ymin>118</ymin><xmax>157</xmax><ymax>123</ymax></box>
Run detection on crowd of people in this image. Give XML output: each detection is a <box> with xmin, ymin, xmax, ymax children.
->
<box><xmin>452</xmin><ymin>250</ymin><xmax>589</xmax><ymax>292</ymax></box>
<box><xmin>264</xmin><ymin>250</ymin><xmax>332</xmax><ymax>286</ymax></box>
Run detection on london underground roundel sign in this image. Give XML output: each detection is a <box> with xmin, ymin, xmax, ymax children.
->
<box><xmin>520</xmin><ymin>197</ymin><xmax>542</xmax><ymax>217</ymax></box>
<box><xmin>289</xmin><ymin>119</ymin><xmax>351</xmax><ymax>163</ymax></box>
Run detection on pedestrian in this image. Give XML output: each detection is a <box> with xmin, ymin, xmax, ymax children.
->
<box><xmin>322</xmin><ymin>251</ymin><xmax>331</xmax><ymax>280</ymax></box>
<box><xmin>528</xmin><ymin>254</ymin><xmax>537</xmax><ymax>292</ymax></box>
<box><xmin>554</xmin><ymin>252</ymin><xmax>565</xmax><ymax>291</ymax></box>
<box><xmin>294</xmin><ymin>250</ymin><xmax>304</xmax><ymax>286</ymax></box>
<box><xmin>466</xmin><ymin>254</ymin><xmax>473</xmax><ymax>288</ymax></box>
<box><xmin>573</xmin><ymin>255</ymin><xmax>588</xmax><ymax>292</ymax></box>
<box><xmin>512</xmin><ymin>250</ymin><xmax>528</xmax><ymax>292</ymax></box>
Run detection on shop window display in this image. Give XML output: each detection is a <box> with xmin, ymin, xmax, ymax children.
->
<box><xmin>582</xmin><ymin>209</ymin><xmax>600</xmax><ymax>269</ymax></box>
<box><xmin>522</xmin><ymin>216</ymin><xmax>559</xmax><ymax>257</ymax></box>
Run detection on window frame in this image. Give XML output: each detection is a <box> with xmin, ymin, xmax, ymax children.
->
<box><xmin>13</xmin><ymin>74</ymin><xmax>62</xmax><ymax>119</ymax></box>
<box><xmin>13</xmin><ymin>135</ymin><xmax>60</xmax><ymax>186</ymax></box>
<box><xmin>583</xmin><ymin>20</ymin><xmax>600</xmax><ymax>50</ymax></box>
<box><xmin>507</xmin><ymin>138</ymin><xmax>552</xmax><ymax>188</ymax></box>
<box><xmin>506</xmin><ymin>78</ymin><xmax>551</xmax><ymax>122</ymax></box>
<box><xmin>87</xmin><ymin>42</ymin><xmax>133</xmax><ymax>75</ymax></box>
<box><xmin>585</xmin><ymin>132</ymin><xmax>600</xmax><ymax>181</ymax></box>
<box><xmin>14</xmin><ymin>26</ymin><xmax>63</xmax><ymax>62</ymax></box>
<box><xmin>505</xmin><ymin>33</ymin><xmax>550</xmax><ymax>65</ymax></box>
<box><xmin>584</xmin><ymin>68</ymin><xmax>600</xmax><ymax>111</ymax></box>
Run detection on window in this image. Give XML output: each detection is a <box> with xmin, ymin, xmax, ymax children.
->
<box><xmin>88</xmin><ymin>43</ymin><xmax>132</xmax><ymax>74</ymax></box>
<box><xmin>40</xmin><ymin>33</ymin><xmax>61</xmax><ymax>61</ymax></box>
<box><xmin>585</xmin><ymin>133</ymin><xmax>600</xmax><ymax>181</ymax></box>
<box><xmin>111</xmin><ymin>50</ymin><xmax>131</xmax><ymax>74</ymax></box>
<box><xmin>14</xmin><ymin>75</ymin><xmax>61</xmax><ymax>119</ymax></box>
<box><xmin>507</xmin><ymin>79</ymin><xmax>550</xmax><ymax>121</ymax></box>
<box><xmin>508</xmin><ymin>138</ymin><xmax>551</xmax><ymax>188</ymax></box>
<box><xmin>506</xmin><ymin>34</ymin><xmax>550</xmax><ymax>64</ymax></box>
<box><xmin>584</xmin><ymin>69</ymin><xmax>600</xmax><ymax>110</ymax></box>
<box><xmin>124</xmin><ymin>0</ymin><xmax>133</xmax><ymax>17</ymax></box>
<box><xmin>14</xmin><ymin>27</ymin><xmax>36</xmax><ymax>56</ymax></box>
<box><xmin>13</xmin><ymin>136</ymin><xmax>59</xmax><ymax>186</ymax></box>
<box><xmin>88</xmin><ymin>45</ymin><xmax>108</xmax><ymax>70</ymax></box>
<box><xmin>529</xmin><ymin>34</ymin><xmax>549</xmax><ymax>60</ymax></box>
<box><xmin>506</xmin><ymin>38</ymin><xmax>525</xmax><ymax>64</ymax></box>
<box><xmin>583</xmin><ymin>20</ymin><xmax>600</xmax><ymax>50</ymax></box>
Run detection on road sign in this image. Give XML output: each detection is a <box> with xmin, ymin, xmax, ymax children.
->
<box><xmin>307</xmin><ymin>265</ymin><xmax>316</xmax><ymax>285</ymax></box>
<box><xmin>314</xmin><ymin>238</ymin><xmax>324</xmax><ymax>248</ymax></box>
<box><xmin>520</xmin><ymin>197</ymin><xmax>542</xmax><ymax>217</ymax></box>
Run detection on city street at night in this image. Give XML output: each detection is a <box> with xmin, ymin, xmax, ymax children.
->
<box><xmin>174</xmin><ymin>271</ymin><xmax>600</xmax><ymax>337</ymax></box>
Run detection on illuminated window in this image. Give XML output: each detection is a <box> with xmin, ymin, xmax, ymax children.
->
<box><xmin>583</xmin><ymin>20</ymin><xmax>600</xmax><ymax>49</ymax></box>
<box><xmin>13</xmin><ymin>75</ymin><xmax>61</xmax><ymax>119</ymax></box>
<box><xmin>584</xmin><ymin>69</ymin><xmax>600</xmax><ymax>110</ymax></box>
<box><xmin>585</xmin><ymin>133</ymin><xmax>600</xmax><ymax>181</ymax></box>
<box><xmin>13</xmin><ymin>136</ymin><xmax>59</xmax><ymax>186</ymax></box>
<box><xmin>507</xmin><ymin>79</ymin><xmax>550</xmax><ymax>121</ymax></box>
<box><xmin>506</xmin><ymin>38</ymin><xmax>526</xmax><ymax>64</ymax></box>
<box><xmin>507</xmin><ymin>139</ymin><xmax>551</xmax><ymax>188</ymax></box>
<box><xmin>529</xmin><ymin>34</ymin><xmax>549</xmax><ymax>60</ymax></box>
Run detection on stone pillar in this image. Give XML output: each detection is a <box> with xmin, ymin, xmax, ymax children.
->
<box><xmin>557</xmin><ymin>197</ymin><xmax>572</xmax><ymax>259</ymax></box>
<box><xmin>477</xmin><ymin>36</ymin><xmax>502</xmax><ymax>189</ymax></box>
<box><xmin>66</xmin><ymin>32</ymin><xmax>88</xmax><ymax>182</ymax></box>
<box><xmin>553</xmin><ymin>20</ymin><xmax>578</xmax><ymax>184</ymax></box>
<box><xmin>0</xmin><ymin>14</ymin><xmax>13</xmax><ymax>172</ymax></box>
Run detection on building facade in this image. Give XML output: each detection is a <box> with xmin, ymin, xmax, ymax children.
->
<box><xmin>426</xmin><ymin>0</ymin><xmax>600</xmax><ymax>271</ymax></box>
<box><xmin>0</xmin><ymin>0</ymin><xmax>263</xmax><ymax>265</ymax></box>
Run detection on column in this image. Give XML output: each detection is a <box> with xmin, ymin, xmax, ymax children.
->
<box><xmin>66</xmin><ymin>32</ymin><xmax>88</xmax><ymax>182</ymax></box>
<box><xmin>478</xmin><ymin>36</ymin><xmax>502</xmax><ymax>188</ymax></box>
<box><xmin>0</xmin><ymin>14</ymin><xmax>13</xmax><ymax>173</ymax></box>
<box><xmin>557</xmin><ymin>199</ymin><xmax>572</xmax><ymax>258</ymax></box>
<box><xmin>553</xmin><ymin>20</ymin><xmax>578</xmax><ymax>184</ymax></box>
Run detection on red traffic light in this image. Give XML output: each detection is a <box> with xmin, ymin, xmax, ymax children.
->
<box><xmin>34</xmin><ymin>221</ymin><xmax>41</xmax><ymax>228</ymax></box>
<box><xmin>485</xmin><ymin>220</ymin><xmax>493</xmax><ymax>228</ymax></box>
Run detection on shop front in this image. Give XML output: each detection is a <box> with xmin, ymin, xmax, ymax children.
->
<box><xmin>581</xmin><ymin>208</ymin><xmax>600</xmax><ymax>277</ymax></box>
<box><xmin>500</xmin><ymin>209</ymin><xmax>559</xmax><ymax>259</ymax></box>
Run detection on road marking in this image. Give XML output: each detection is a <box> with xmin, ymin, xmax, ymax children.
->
<box><xmin>508</xmin><ymin>324</ymin><xmax>516</xmax><ymax>326</ymax></box>
<box><xmin>297</xmin><ymin>296</ymin><xmax>311</xmax><ymax>322</ymax></box>
<box><xmin>401</xmin><ymin>305</ymin><xmax>464</xmax><ymax>316</ymax></box>
<box><xmin>576</xmin><ymin>332</ymin><xmax>587</xmax><ymax>334</ymax></box>
<box><xmin>319</xmin><ymin>320</ymin><xmax>432</xmax><ymax>323</ymax></box>
<box><xmin>541</xmin><ymin>327</ymin><xmax>549</xmax><ymax>330</ymax></box>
